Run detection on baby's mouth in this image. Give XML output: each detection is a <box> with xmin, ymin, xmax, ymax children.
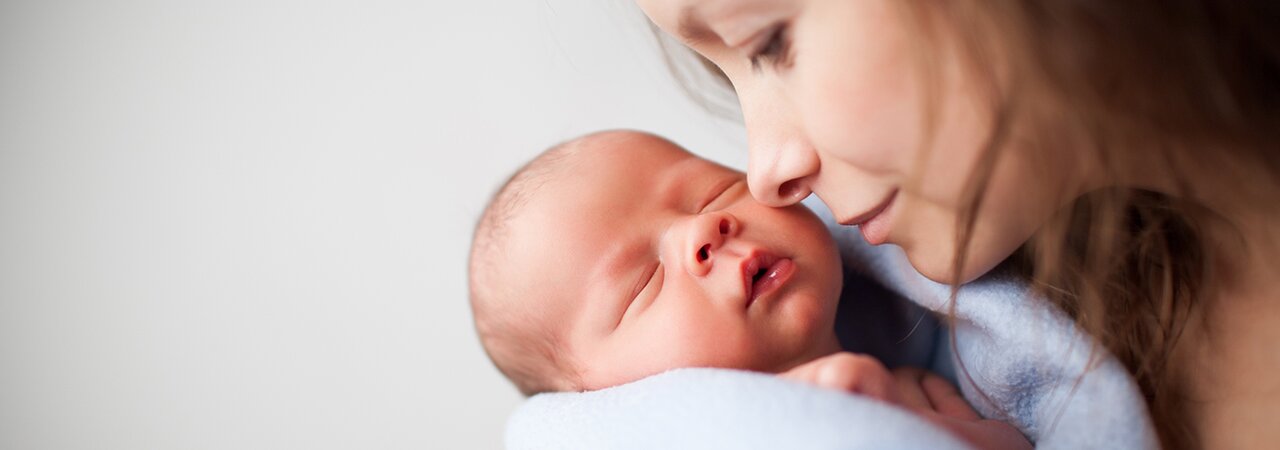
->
<box><xmin>742</xmin><ymin>252</ymin><xmax>795</xmax><ymax>308</ymax></box>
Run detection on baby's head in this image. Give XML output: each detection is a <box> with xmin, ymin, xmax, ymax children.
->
<box><xmin>470</xmin><ymin>130</ymin><xmax>843</xmax><ymax>395</ymax></box>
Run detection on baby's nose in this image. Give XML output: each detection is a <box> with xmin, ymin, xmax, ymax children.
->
<box><xmin>683</xmin><ymin>212</ymin><xmax>737</xmax><ymax>277</ymax></box>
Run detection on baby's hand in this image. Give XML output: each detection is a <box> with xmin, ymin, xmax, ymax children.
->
<box><xmin>778</xmin><ymin>352</ymin><xmax>1030</xmax><ymax>450</ymax></box>
<box><xmin>778</xmin><ymin>352</ymin><xmax>902</xmax><ymax>403</ymax></box>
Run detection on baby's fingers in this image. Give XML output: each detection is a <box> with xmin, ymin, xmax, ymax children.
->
<box><xmin>890</xmin><ymin>367</ymin><xmax>934</xmax><ymax>411</ymax></box>
<box><xmin>922</xmin><ymin>372</ymin><xmax>981</xmax><ymax>420</ymax></box>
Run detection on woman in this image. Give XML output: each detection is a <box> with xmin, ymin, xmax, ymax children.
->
<box><xmin>637</xmin><ymin>1</ymin><xmax>1280</xmax><ymax>448</ymax></box>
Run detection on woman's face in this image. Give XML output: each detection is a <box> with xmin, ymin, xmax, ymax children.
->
<box><xmin>638</xmin><ymin>0</ymin><xmax>1078</xmax><ymax>282</ymax></box>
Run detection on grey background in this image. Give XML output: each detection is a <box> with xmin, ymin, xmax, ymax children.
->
<box><xmin>0</xmin><ymin>1</ymin><xmax>747</xmax><ymax>448</ymax></box>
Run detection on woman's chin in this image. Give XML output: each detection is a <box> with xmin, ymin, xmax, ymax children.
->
<box><xmin>906</xmin><ymin>249</ymin><xmax>1000</xmax><ymax>285</ymax></box>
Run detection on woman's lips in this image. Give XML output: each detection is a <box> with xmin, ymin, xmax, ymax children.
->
<box><xmin>743</xmin><ymin>254</ymin><xmax>795</xmax><ymax>308</ymax></box>
<box><xmin>839</xmin><ymin>190</ymin><xmax>898</xmax><ymax>245</ymax></box>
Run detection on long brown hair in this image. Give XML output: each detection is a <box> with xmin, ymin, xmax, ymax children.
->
<box><xmin>659</xmin><ymin>1</ymin><xmax>1280</xmax><ymax>448</ymax></box>
<box><xmin>921</xmin><ymin>3</ymin><xmax>1279</xmax><ymax>448</ymax></box>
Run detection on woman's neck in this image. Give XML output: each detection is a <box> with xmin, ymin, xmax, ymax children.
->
<box><xmin>1177</xmin><ymin>209</ymin><xmax>1280</xmax><ymax>448</ymax></box>
<box><xmin>1115</xmin><ymin>138</ymin><xmax>1280</xmax><ymax>293</ymax></box>
<box><xmin>1151</xmin><ymin>144</ymin><xmax>1280</xmax><ymax>449</ymax></box>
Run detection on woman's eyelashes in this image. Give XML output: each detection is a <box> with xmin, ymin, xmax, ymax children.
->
<box><xmin>748</xmin><ymin>22</ymin><xmax>792</xmax><ymax>71</ymax></box>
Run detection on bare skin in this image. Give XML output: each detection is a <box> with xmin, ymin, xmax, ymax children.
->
<box><xmin>1177</xmin><ymin>207</ymin><xmax>1280</xmax><ymax>448</ymax></box>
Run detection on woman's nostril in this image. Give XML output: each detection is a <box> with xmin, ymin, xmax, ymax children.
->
<box><xmin>718</xmin><ymin>219</ymin><xmax>730</xmax><ymax>235</ymax></box>
<box><xmin>697</xmin><ymin>244</ymin><xmax>710</xmax><ymax>262</ymax></box>
<box><xmin>778</xmin><ymin>179</ymin><xmax>804</xmax><ymax>202</ymax></box>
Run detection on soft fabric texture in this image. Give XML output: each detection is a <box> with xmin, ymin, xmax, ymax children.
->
<box><xmin>508</xmin><ymin>368</ymin><xmax>973</xmax><ymax>450</ymax></box>
<box><xmin>506</xmin><ymin>200</ymin><xmax>1157</xmax><ymax>449</ymax></box>
<box><xmin>817</xmin><ymin>202</ymin><xmax>1158</xmax><ymax>449</ymax></box>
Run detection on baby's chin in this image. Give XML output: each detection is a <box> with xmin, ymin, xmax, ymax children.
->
<box><xmin>743</xmin><ymin>317</ymin><xmax>838</xmax><ymax>373</ymax></box>
<box><xmin>775</xmin><ymin>281</ymin><xmax>841</xmax><ymax>334</ymax></box>
<box><xmin>579</xmin><ymin>337</ymin><xmax>842</xmax><ymax>391</ymax></box>
<box><xmin>766</xmin><ymin>324</ymin><xmax>843</xmax><ymax>371</ymax></box>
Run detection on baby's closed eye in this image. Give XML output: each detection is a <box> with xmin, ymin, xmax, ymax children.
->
<box><xmin>617</xmin><ymin>262</ymin><xmax>662</xmax><ymax>329</ymax></box>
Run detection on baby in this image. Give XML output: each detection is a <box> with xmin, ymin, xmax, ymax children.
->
<box><xmin>469</xmin><ymin>130</ymin><xmax>1027</xmax><ymax>448</ymax></box>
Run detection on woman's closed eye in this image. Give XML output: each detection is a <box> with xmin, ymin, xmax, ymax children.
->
<box><xmin>748</xmin><ymin>22</ymin><xmax>792</xmax><ymax>71</ymax></box>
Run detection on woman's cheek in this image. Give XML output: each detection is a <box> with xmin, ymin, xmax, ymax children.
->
<box><xmin>792</xmin><ymin>44</ymin><xmax>920</xmax><ymax>177</ymax></box>
<box><xmin>914</xmin><ymin>90</ymin><xmax>998</xmax><ymax>207</ymax></box>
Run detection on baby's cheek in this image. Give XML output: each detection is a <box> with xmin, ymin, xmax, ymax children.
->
<box><xmin>671</xmin><ymin>319</ymin><xmax>768</xmax><ymax>369</ymax></box>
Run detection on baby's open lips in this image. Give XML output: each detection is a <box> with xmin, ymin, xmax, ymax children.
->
<box><xmin>741</xmin><ymin>251</ymin><xmax>795</xmax><ymax>308</ymax></box>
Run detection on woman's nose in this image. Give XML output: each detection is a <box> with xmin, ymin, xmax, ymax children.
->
<box><xmin>740</xmin><ymin>93</ymin><xmax>819</xmax><ymax>207</ymax></box>
<box><xmin>681</xmin><ymin>212</ymin><xmax>739</xmax><ymax>277</ymax></box>
<box><xmin>747</xmin><ymin>138</ymin><xmax>818</xmax><ymax>207</ymax></box>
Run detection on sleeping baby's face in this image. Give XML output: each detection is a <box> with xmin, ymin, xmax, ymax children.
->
<box><xmin>506</xmin><ymin>131</ymin><xmax>843</xmax><ymax>390</ymax></box>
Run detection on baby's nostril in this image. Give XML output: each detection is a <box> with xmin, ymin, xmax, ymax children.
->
<box><xmin>697</xmin><ymin>244</ymin><xmax>710</xmax><ymax>262</ymax></box>
<box><xmin>718</xmin><ymin>219</ymin><xmax>730</xmax><ymax>235</ymax></box>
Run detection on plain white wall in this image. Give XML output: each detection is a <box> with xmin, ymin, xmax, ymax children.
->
<box><xmin>0</xmin><ymin>1</ymin><xmax>746</xmax><ymax>448</ymax></box>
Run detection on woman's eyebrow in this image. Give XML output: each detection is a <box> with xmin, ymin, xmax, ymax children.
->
<box><xmin>677</xmin><ymin>5</ymin><xmax>719</xmax><ymax>45</ymax></box>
